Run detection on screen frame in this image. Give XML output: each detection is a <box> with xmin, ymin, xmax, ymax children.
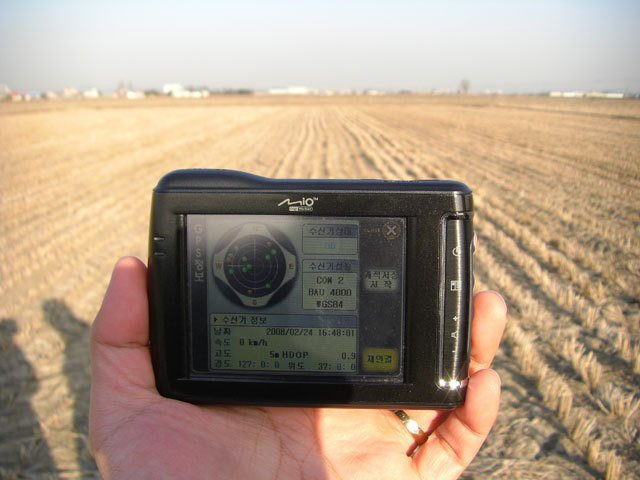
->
<box><xmin>186</xmin><ymin>214</ymin><xmax>407</xmax><ymax>384</ymax></box>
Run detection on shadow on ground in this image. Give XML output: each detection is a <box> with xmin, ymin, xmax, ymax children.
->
<box><xmin>0</xmin><ymin>318</ymin><xmax>56</xmax><ymax>478</ymax></box>
<box><xmin>41</xmin><ymin>299</ymin><xmax>98</xmax><ymax>477</ymax></box>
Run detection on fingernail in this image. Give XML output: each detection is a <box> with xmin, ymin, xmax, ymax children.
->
<box><xmin>487</xmin><ymin>368</ymin><xmax>501</xmax><ymax>387</ymax></box>
<box><xmin>488</xmin><ymin>290</ymin><xmax>507</xmax><ymax>314</ymax></box>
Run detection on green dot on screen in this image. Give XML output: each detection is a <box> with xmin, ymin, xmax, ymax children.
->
<box><xmin>228</xmin><ymin>268</ymin><xmax>234</xmax><ymax>275</ymax></box>
<box><xmin>242</xmin><ymin>256</ymin><xmax>247</xmax><ymax>262</ymax></box>
<box><xmin>266</xmin><ymin>283</ymin><xmax>271</xmax><ymax>289</ymax></box>
<box><xmin>271</xmin><ymin>249</ymin><xmax>277</xmax><ymax>255</ymax></box>
<box><xmin>246</xmin><ymin>264</ymin><xmax>252</xmax><ymax>270</ymax></box>
<box><xmin>234</xmin><ymin>246</ymin><xmax>239</xmax><ymax>251</ymax></box>
<box><xmin>265</xmin><ymin>254</ymin><xmax>271</xmax><ymax>260</ymax></box>
<box><xmin>242</xmin><ymin>267</ymin><xmax>247</xmax><ymax>273</ymax></box>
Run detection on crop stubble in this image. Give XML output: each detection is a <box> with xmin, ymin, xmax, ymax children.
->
<box><xmin>0</xmin><ymin>95</ymin><xmax>638</xmax><ymax>478</ymax></box>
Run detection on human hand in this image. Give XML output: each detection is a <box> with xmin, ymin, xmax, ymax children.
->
<box><xmin>90</xmin><ymin>257</ymin><xmax>506</xmax><ymax>479</ymax></box>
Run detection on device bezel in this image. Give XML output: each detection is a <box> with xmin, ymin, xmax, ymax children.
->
<box><xmin>148</xmin><ymin>170</ymin><xmax>472</xmax><ymax>409</ymax></box>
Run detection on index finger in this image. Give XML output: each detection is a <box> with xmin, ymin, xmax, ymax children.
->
<box><xmin>413</xmin><ymin>368</ymin><xmax>501</xmax><ymax>478</ymax></box>
<box><xmin>468</xmin><ymin>291</ymin><xmax>507</xmax><ymax>375</ymax></box>
<box><xmin>400</xmin><ymin>290</ymin><xmax>506</xmax><ymax>440</ymax></box>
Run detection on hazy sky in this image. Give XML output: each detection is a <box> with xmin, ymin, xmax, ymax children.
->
<box><xmin>1</xmin><ymin>0</ymin><xmax>639</xmax><ymax>93</ymax></box>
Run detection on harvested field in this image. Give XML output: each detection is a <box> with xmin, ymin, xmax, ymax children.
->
<box><xmin>1</xmin><ymin>95</ymin><xmax>639</xmax><ymax>478</ymax></box>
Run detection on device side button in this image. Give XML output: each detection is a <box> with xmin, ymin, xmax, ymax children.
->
<box><xmin>441</xmin><ymin>219</ymin><xmax>470</xmax><ymax>386</ymax></box>
<box><xmin>152</xmin><ymin>235</ymin><xmax>166</xmax><ymax>256</ymax></box>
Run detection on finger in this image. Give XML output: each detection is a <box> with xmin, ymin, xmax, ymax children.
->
<box><xmin>394</xmin><ymin>409</ymin><xmax>447</xmax><ymax>448</ymax></box>
<box><xmin>469</xmin><ymin>291</ymin><xmax>506</xmax><ymax>375</ymax></box>
<box><xmin>92</xmin><ymin>256</ymin><xmax>149</xmax><ymax>348</ymax></box>
<box><xmin>90</xmin><ymin>257</ymin><xmax>156</xmax><ymax>392</ymax></box>
<box><xmin>389</xmin><ymin>409</ymin><xmax>434</xmax><ymax>455</ymax></box>
<box><xmin>414</xmin><ymin>369</ymin><xmax>501</xmax><ymax>478</ymax></box>
<box><xmin>403</xmin><ymin>291</ymin><xmax>506</xmax><ymax>429</ymax></box>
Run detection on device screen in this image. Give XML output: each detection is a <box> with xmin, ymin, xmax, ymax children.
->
<box><xmin>186</xmin><ymin>215</ymin><xmax>406</xmax><ymax>383</ymax></box>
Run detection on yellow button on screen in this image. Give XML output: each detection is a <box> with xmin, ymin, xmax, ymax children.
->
<box><xmin>362</xmin><ymin>348</ymin><xmax>398</xmax><ymax>372</ymax></box>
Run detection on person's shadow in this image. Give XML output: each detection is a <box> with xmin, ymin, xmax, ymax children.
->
<box><xmin>41</xmin><ymin>299</ymin><xmax>98</xmax><ymax>477</ymax></box>
<box><xmin>0</xmin><ymin>318</ymin><xmax>56</xmax><ymax>478</ymax></box>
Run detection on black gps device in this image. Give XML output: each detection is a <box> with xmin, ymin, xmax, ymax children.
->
<box><xmin>148</xmin><ymin>169</ymin><xmax>473</xmax><ymax>409</ymax></box>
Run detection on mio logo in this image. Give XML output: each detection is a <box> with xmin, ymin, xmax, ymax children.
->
<box><xmin>278</xmin><ymin>196</ymin><xmax>318</xmax><ymax>212</ymax></box>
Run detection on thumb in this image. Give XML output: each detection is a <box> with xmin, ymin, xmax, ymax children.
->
<box><xmin>414</xmin><ymin>369</ymin><xmax>501</xmax><ymax>478</ymax></box>
<box><xmin>90</xmin><ymin>256</ymin><xmax>156</xmax><ymax>392</ymax></box>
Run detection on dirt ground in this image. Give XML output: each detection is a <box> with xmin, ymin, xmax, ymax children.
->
<box><xmin>1</xmin><ymin>95</ymin><xmax>638</xmax><ymax>478</ymax></box>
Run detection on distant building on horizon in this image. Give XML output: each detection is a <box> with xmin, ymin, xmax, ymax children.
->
<box><xmin>162</xmin><ymin>83</ymin><xmax>210</xmax><ymax>98</ymax></box>
<box><xmin>63</xmin><ymin>87</ymin><xmax>79</xmax><ymax>99</ymax></box>
<box><xmin>83</xmin><ymin>88</ymin><xmax>100</xmax><ymax>99</ymax></box>
<box><xmin>585</xmin><ymin>91</ymin><xmax>624</xmax><ymax>99</ymax></box>
<box><xmin>163</xmin><ymin>83</ymin><xmax>185</xmax><ymax>96</ymax></box>
<box><xmin>268</xmin><ymin>86</ymin><xmax>316</xmax><ymax>95</ymax></box>
<box><xmin>550</xmin><ymin>90</ymin><xmax>624</xmax><ymax>99</ymax></box>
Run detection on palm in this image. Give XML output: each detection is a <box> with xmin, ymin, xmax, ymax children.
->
<box><xmin>94</xmin><ymin>381</ymin><xmax>443</xmax><ymax>479</ymax></box>
<box><xmin>90</xmin><ymin>258</ymin><xmax>505</xmax><ymax>480</ymax></box>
